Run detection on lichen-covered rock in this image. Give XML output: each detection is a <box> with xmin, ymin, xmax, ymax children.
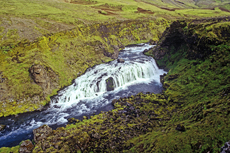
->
<box><xmin>19</xmin><ymin>140</ymin><xmax>34</xmax><ymax>153</ymax></box>
<box><xmin>29</xmin><ymin>65</ymin><xmax>48</xmax><ymax>87</ymax></box>
<box><xmin>33</xmin><ymin>125</ymin><xmax>52</xmax><ymax>143</ymax></box>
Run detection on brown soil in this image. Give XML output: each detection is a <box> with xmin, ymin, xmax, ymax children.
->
<box><xmin>188</xmin><ymin>16</ymin><xmax>230</xmax><ymax>25</ymax></box>
<box><xmin>98</xmin><ymin>10</ymin><xmax>117</xmax><ymax>15</ymax></box>
<box><xmin>135</xmin><ymin>7</ymin><xmax>154</xmax><ymax>14</ymax></box>
<box><xmin>92</xmin><ymin>6</ymin><xmax>122</xmax><ymax>12</ymax></box>
<box><xmin>219</xmin><ymin>7</ymin><xmax>230</xmax><ymax>13</ymax></box>
<box><xmin>136</xmin><ymin>0</ymin><xmax>183</xmax><ymax>11</ymax></box>
<box><xmin>67</xmin><ymin>0</ymin><xmax>97</xmax><ymax>5</ymax></box>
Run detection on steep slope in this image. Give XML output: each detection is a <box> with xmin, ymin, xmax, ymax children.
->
<box><xmin>130</xmin><ymin>16</ymin><xmax>230</xmax><ymax>152</ymax></box>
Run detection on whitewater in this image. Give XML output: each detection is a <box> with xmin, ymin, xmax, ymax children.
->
<box><xmin>0</xmin><ymin>43</ymin><xmax>166</xmax><ymax>147</ymax></box>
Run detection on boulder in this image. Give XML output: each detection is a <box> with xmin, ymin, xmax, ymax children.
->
<box><xmin>221</xmin><ymin>141</ymin><xmax>230</xmax><ymax>153</ymax></box>
<box><xmin>160</xmin><ymin>73</ymin><xmax>167</xmax><ymax>85</ymax></box>
<box><xmin>19</xmin><ymin>140</ymin><xmax>34</xmax><ymax>153</ymax></box>
<box><xmin>0</xmin><ymin>124</ymin><xmax>6</xmax><ymax>131</ymax></box>
<box><xmin>175</xmin><ymin>124</ymin><xmax>185</xmax><ymax>132</ymax></box>
<box><xmin>106</xmin><ymin>77</ymin><xmax>114</xmax><ymax>91</ymax></box>
<box><xmin>33</xmin><ymin>125</ymin><xmax>52</xmax><ymax>143</ymax></box>
<box><xmin>117</xmin><ymin>59</ymin><xmax>125</xmax><ymax>63</ymax></box>
<box><xmin>29</xmin><ymin>65</ymin><xmax>48</xmax><ymax>86</ymax></box>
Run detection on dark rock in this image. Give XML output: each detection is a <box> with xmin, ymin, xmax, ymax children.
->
<box><xmin>0</xmin><ymin>124</ymin><xmax>6</xmax><ymax>131</ymax></box>
<box><xmin>221</xmin><ymin>141</ymin><xmax>230</xmax><ymax>153</ymax></box>
<box><xmin>33</xmin><ymin>124</ymin><xmax>52</xmax><ymax>143</ymax></box>
<box><xmin>175</xmin><ymin>124</ymin><xmax>185</xmax><ymax>132</ymax></box>
<box><xmin>117</xmin><ymin>58</ymin><xmax>125</xmax><ymax>63</ymax></box>
<box><xmin>19</xmin><ymin>140</ymin><xmax>34</xmax><ymax>153</ymax></box>
<box><xmin>112</xmin><ymin>99</ymin><xmax>117</xmax><ymax>106</ymax></box>
<box><xmin>160</xmin><ymin>73</ymin><xmax>167</xmax><ymax>84</ymax></box>
<box><xmin>106</xmin><ymin>77</ymin><xmax>114</xmax><ymax>91</ymax></box>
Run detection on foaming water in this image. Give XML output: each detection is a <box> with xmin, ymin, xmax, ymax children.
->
<box><xmin>0</xmin><ymin>43</ymin><xmax>166</xmax><ymax>147</ymax></box>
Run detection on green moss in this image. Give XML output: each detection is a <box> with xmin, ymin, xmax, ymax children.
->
<box><xmin>0</xmin><ymin>145</ymin><xmax>19</xmax><ymax>153</ymax></box>
<box><xmin>125</xmin><ymin>19</ymin><xmax>230</xmax><ymax>153</ymax></box>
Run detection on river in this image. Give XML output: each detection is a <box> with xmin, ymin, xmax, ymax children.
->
<box><xmin>0</xmin><ymin>43</ymin><xmax>166</xmax><ymax>148</ymax></box>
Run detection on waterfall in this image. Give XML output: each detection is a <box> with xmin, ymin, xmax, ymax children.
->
<box><xmin>50</xmin><ymin>44</ymin><xmax>165</xmax><ymax>110</ymax></box>
<box><xmin>0</xmin><ymin>43</ymin><xmax>166</xmax><ymax>148</ymax></box>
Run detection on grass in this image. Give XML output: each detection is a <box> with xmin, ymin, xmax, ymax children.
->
<box><xmin>0</xmin><ymin>0</ymin><xmax>230</xmax><ymax>48</ymax></box>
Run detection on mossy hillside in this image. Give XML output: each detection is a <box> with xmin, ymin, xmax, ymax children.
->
<box><xmin>0</xmin><ymin>19</ymin><xmax>170</xmax><ymax>117</ymax></box>
<box><xmin>147</xmin><ymin>17</ymin><xmax>230</xmax><ymax>68</ymax></box>
<box><xmin>128</xmin><ymin>19</ymin><xmax>230</xmax><ymax>152</ymax></box>
<box><xmin>24</xmin><ymin>93</ymin><xmax>176</xmax><ymax>152</ymax></box>
<box><xmin>1</xmin><ymin>0</ymin><xmax>230</xmax><ymax>51</ymax></box>
<box><xmin>142</xmin><ymin>0</ymin><xmax>230</xmax><ymax>9</ymax></box>
<box><xmin>128</xmin><ymin>55</ymin><xmax>230</xmax><ymax>152</ymax></box>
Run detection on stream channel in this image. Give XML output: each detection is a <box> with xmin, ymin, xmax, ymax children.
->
<box><xmin>0</xmin><ymin>43</ymin><xmax>166</xmax><ymax>148</ymax></box>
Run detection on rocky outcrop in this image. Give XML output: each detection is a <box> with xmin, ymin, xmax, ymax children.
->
<box><xmin>151</xmin><ymin>20</ymin><xmax>187</xmax><ymax>60</ymax></box>
<box><xmin>19</xmin><ymin>140</ymin><xmax>34</xmax><ymax>153</ymax></box>
<box><xmin>151</xmin><ymin>17</ymin><xmax>230</xmax><ymax>69</ymax></box>
<box><xmin>33</xmin><ymin>125</ymin><xmax>52</xmax><ymax>143</ymax></box>
<box><xmin>29</xmin><ymin>65</ymin><xmax>58</xmax><ymax>97</ymax></box>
